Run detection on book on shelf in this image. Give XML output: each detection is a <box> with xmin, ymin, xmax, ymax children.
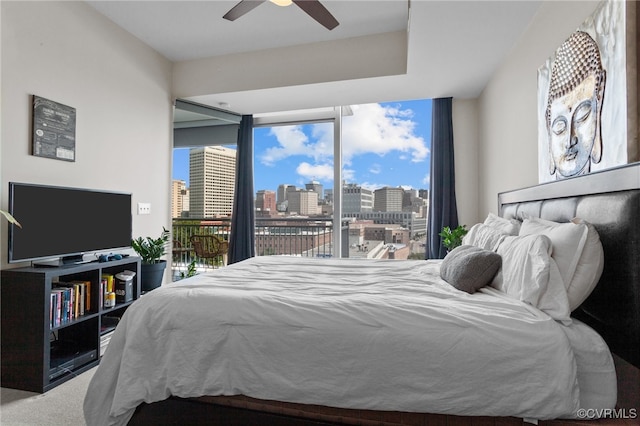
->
<box><xmin>100</xmin><ymin>277</ymin><xmax>107</xmax><ymax>309</ymax></box>
<box><xmin>50</xmin><ymin>290</ymin><xmax>60</xmax><ymax>328</ymax></box>
<box><xmin>101</xmin><ymin>274</ymin><xmax>115</xmax><ymax>308</ymax></box>
<box><xmin>56</xmin><ymin>282</ymin><xmax>83</xmax><ymax>315</ymax></box>
<box><xmin>67</xmin><ymin>280</ymin><xmax>90</xmax><ymax>313</ymax></box>
<box><xmin>68</xmin><ymin>280</ymin><xmax>90</xmax><ymax>314</ymax></box>
<box><xmin>49</xmin><ymin>293</ymin><xmax>54</xmax><ymax>327</ymax></box>
<box><xmin>50</xmin><ymin>287</ymin><xmax>71</xmax><ymax>327</ymax></box>
<box><xmin>50</xmin><ymin>280</ymin><xmax>92</xmax><ymax>327</ymax></box>
<box><xmin>101</xmin><ymin>274</ymin><xmax>114</xmax><ymax>293</ymax></box>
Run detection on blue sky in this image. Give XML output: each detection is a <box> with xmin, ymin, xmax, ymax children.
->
<box><xmin>173</xmin><ymin>99</ymin><xmax>432</xmax><ymax>193</ymax></box>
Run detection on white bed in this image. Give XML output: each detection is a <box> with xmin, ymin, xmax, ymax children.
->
<box><xmin>84</xmin><ymin>255</ymin><xmax>616</xmax><ymax>426</ymax></box>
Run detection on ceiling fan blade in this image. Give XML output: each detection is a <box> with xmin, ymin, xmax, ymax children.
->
<box><xmin>223</xmin><ymin>0</ymin><xmax>266</xmax><ymax>21</ymax></box>
<box><xmin>293</xmin><ymin>0</ymin><xmax>339</xmax><ymax>30</ymax></box>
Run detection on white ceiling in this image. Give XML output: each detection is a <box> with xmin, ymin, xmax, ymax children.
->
<box><xmin>86</xmin><ymin>0</ymin><xmax>543</xmax><ymax>115</ymax></box>
<box><xmin>88</xmin><ymin>0</ymin><xmax>409</xmax><ymax>61</ymax></box>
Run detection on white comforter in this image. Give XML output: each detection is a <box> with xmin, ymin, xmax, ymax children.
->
<box><xmin>83</xmin><ymin>256</ymin><xmax>612</xmax><ymax>426</ymax></box>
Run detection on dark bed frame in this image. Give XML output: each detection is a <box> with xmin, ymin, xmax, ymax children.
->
<box><xmin>129</xmin><ymin>163</ymin><xmax>640</xmax><ymax>426</ymax></box>
<box><xmin>499</xmin><ymin>162</ymin><xmax>640</xmax><ymax>370</ymax></box>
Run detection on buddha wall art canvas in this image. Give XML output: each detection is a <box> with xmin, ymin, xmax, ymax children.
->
<box><xmin>537</xmin><ymin>0</ymin><xmax>638</xmax><ymax>183</ymax></box>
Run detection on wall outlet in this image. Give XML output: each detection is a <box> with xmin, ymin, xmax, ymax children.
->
<box><xmin>137</xmin><ymin>202</ymin><xmax>151</xmax><ymax>215</ymax></box>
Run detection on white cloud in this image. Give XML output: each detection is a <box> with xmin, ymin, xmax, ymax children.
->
<box><xmin>258</xmin><ymin>103</ymin><xmax>429</xmax><ymax>168</ymax></box>
<box><xmin>341</xmin><ymin>103</ymin><xmax>429</xmax><ymax>163</ymax></box>
<box><xmin>296</xmin><ymin>162</ymin><xmax>334</xmax><ymax>181</ymax></box>
<box><xmin>310</xmin><ymin>122</ymin><xmax>333</xmax><ymax>157</ymax></box>
<box><xmin>422</xmin><ymin>174</ymin><xmax>430</xmax><ymax>186</ymax></box>
<box><xmin>259</xmin><ymin>124</ymin><xmax>333</xmax><ymax>167</ymax></box>
<box><xmin>360</xmin><ymin>181</ymin><xmax>389</xmax><ymax>191</ymax></box>
<box><xmin>259</xmin><ymin>126</ymin><xmax>309</xmax><ymax>166</ymax></box>
<box><xmin>342</xmin><ymin>168</ymin><xmax>356</xmax><ymax>182</ymax></box>
<box><xmin>368</xmin><ymin>163</ymin><xmax>382</xmax><ymax>174</ymax></box>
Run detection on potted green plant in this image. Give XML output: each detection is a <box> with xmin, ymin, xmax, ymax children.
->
<box><xmin>439</xmin><ymin>225</ymin><xmax>468</xmax><ymax>252</ymax></box>
<box><xmin>131</xmin><ymin>227</ymin><xmax>170</xmax><ymax>292</ymax></box>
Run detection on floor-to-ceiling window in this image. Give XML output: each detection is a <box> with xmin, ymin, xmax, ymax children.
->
<box><xmin>340</xmin><ymin>99</ymin><xmax>431</xmax><ymax>260</ymax></box>
<box><xmin>252</xmin><ymin>100</ymin><xmax>431</xmax><ymax>260</ymax></box>
<box><xmin>171</xmin><ymin>100</ymin><xmax>241</xmax><ymax>278</ymax></box>
<box><xmin>253</xmin><ymin>115</ymin><xmax>335</xmax><ymax>257</ymax></box>
<box><xmin>171</xmin><ymin>99</ymin><xmax>431</xmax><ymax>277</ymax></box>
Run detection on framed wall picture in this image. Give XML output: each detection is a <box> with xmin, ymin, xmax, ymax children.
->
<box><xmin>32</xmin><ymin>96</ymin><xmax>76</xmax><ymax>162</ymax></box>
<box><xmin>537</xmin><ymin>0</ymin><xmax>638</xmax><ymax>183</ymax></box>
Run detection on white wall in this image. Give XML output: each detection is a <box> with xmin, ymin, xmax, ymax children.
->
<box><xmin>475</xmin><ymin>1</ymin><xmax>601</xmax><ymax>217</ymax></box>
<box><xmin>174</xmin><ymin>31</ymin><xmax>407</xmax><ymax>101</ymax></box>
<box><xmin>1</xmin><ymin>1</ymin><xmax>173</xmax><ymax>271</ymax></box>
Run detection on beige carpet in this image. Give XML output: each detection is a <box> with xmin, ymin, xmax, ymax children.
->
<box><xmin>0</xmin><ymin>367</ymin><xmax>95</xmax><ymax>426</ymax></box>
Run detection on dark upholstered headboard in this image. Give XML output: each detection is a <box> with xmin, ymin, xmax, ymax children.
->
<box><xmin>498</xmin><ymin>163</ymin><xmax>640</xmax><ymax>368</ymax></box>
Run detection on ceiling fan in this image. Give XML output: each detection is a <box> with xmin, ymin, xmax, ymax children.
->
<box><xmin>223</xmin><ymin>0</ymin><xmax>339</xmax><ymax>30</ymax></box>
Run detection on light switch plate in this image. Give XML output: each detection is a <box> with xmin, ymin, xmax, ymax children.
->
<box><xmin>137</xmin><ymin>202</ymin><xmax>151</xmax><ymax>215</ymax></box>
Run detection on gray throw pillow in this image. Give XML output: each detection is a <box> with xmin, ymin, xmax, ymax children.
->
<box><xmin>440</xmin><ymin>245</ymin><xmax>502</xmax><ymax>294</ymax></box>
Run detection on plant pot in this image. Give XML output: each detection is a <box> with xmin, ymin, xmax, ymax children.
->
<box><xmin>140</xmin><ymin>260</ymin><xmax>167</xmax><ymax>293</ymax></box>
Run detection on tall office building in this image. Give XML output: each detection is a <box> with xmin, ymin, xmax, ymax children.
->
<box><xmin>403</xmin><ymin>189</ymin><xmax>417</xmax><ymax>208</ymax></box>
<box><xmin>287</xmin><ymin>190</ymin><xmax>319</xmax><ymax>215</ymax></box>
<box><xmin>324</xmin><ymin>188</ymin><xmax>333</xmax><ymax>204</ymax></box>
<box><xmin>342</xmin><ymin>183</ymin><xmax>373</xmax><ymax>213</ymax></box>
<box><xmin>171</xmin><ymin>179</ymin><xmax>189</xmax><ymax>218</ymax></box>
<box><xmin>277</xmin><ymin>184</ymin><xmax>294</xmax><ymax>204</ymax></box>
<box><xmin>189</xmin><ymin>146</ymin><xmax>236</xmax><ymax>218</ymax></box>
<box><xmin>373</xmin><ymin>187</ymin><xmax>404</xmax><ymax>212</ymax></box>
<box><xmin>256</xmin><ymin>190</ymin><xmax>276</xmax><ymax>213</ymax></box>
<box><xmin>305</xmin><ymin>180</ymin><xmax>323</xmax><ymax>199</ymax></box>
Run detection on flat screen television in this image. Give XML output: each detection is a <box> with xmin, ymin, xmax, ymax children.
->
<box><xmin>8</xmin><ymin>182</ymin><xmax>132</xmax><ymax>265</ymax></box>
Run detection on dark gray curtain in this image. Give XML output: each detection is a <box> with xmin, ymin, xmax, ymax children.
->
<box><xmin>228</xmin><ymin>115</ymin><xmax>256</xmax><ymax>264</ymax></box>
<box><xmin>427</xmin><ymin>97</ymin><xmax>459</xmax><ymax>259</ymax></box>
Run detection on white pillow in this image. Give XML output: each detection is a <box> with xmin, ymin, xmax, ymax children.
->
<box><xmin>566</xmin><ymin>218</ymin><xmax>604</xmax><ymax>311</ymax></box>
<box><xmin>484</xmin><ymin>212</ymin><xmax>521</xmax><ymax>235</ymax></box>
<box><xmin>491</xmin><ymin>234</ymin><xmax>571</xmax><ymax>324</ymax></box>
<box><xmin>519</xmin><ymin>217</ymin><xmax>588</xmax><ymax>290</ymax></box>
<box><xmin>462</xmin><ymin>223</ymin><xmax>508</xmax><ymax>251</ymax></box>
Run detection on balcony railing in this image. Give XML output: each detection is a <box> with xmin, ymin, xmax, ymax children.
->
<box><xmin>171</xmin><ymin>217</ymin><xmax>346</xmax><ymax>281</ymax></box>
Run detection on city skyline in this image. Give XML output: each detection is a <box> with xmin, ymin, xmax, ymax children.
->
<box><xmin>173</xmin><ymin>99</ymin><xmax>432</xmax><ymax>194</ymax></box>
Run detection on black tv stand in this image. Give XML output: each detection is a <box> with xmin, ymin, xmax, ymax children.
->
<box><xmin>1</xmin><ymin>256</ymin><xmax>141</xmax><ymax>392</ymax></box>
